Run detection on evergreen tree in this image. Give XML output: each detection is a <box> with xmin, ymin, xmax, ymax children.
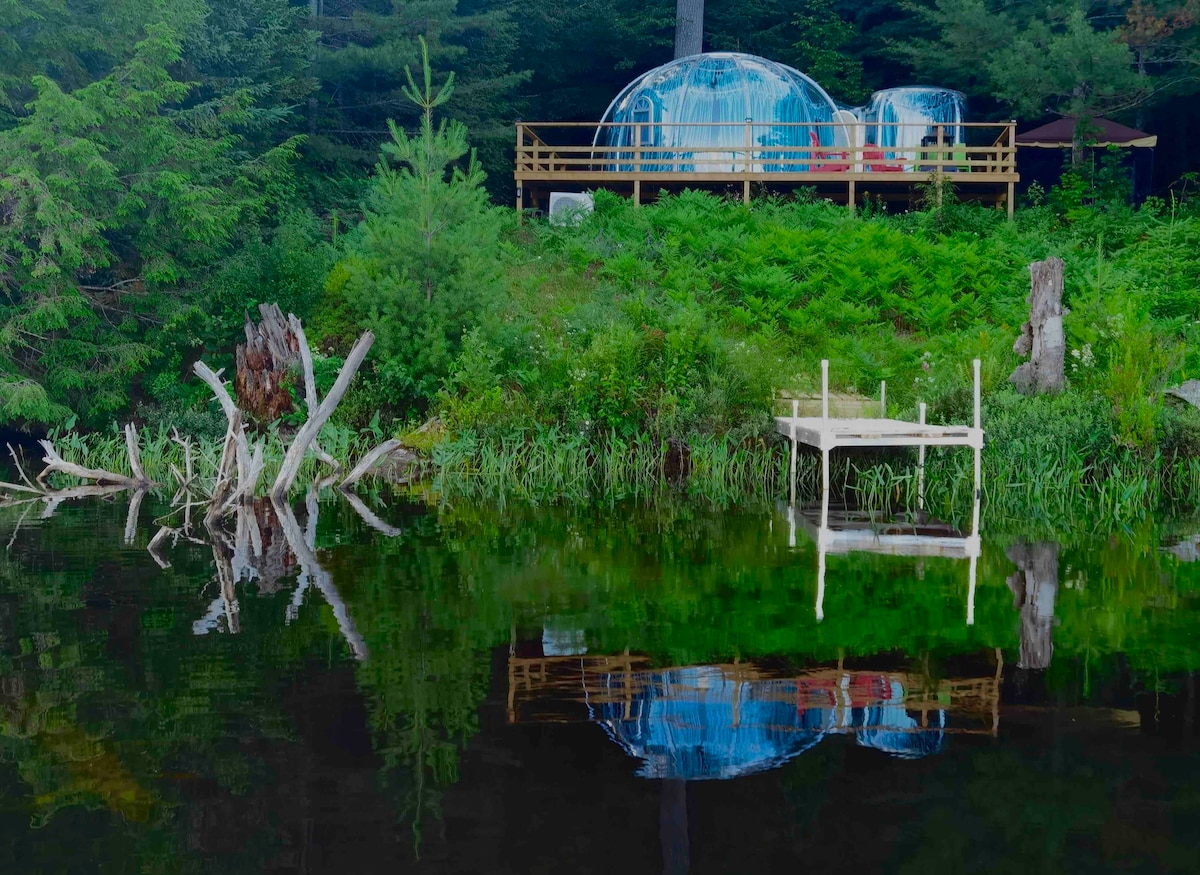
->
<box><xmin>325</xmin><ymin>38</ymin><xmax>504</xmax><ymax>408</ymax></box>
<box><xmin>0</xmin><ymin>6</ymin><xmax>303</xmax><ymax>425</ymax></box>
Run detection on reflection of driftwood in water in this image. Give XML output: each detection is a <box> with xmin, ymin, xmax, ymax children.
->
<box><xmin>271</xmin><ymin>490</ymin><xmax>368</xmax><ymax>660</ymax></box>
<box><xmin>2</xmin><ymin>428</ymin><xmax>157</xmax><ymax>512</ymax></box>
<box><xmin>1006</xmin><ymin>541</ymin><xmax>1059</xmax><ymax>670</ymax></box>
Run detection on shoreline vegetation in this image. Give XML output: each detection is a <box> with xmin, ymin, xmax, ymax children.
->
<box><xmin>6</xmin><ymin>42</ymin><xmax>1200</xmax><ymax>524</ymax></box>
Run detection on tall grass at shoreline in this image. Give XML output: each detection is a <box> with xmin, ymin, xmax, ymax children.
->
<box><xmin>23</xmin><ymin>416</ymin><xmax>1200</xmax><ymax>526</ymax></box>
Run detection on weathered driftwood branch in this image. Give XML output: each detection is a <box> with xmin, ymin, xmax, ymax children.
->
<box><xmin>36</xmin><ymin>439</ymin><xmax>146</xmax><ymax>490</ymax></box>
<box><xmin>169</xmin><ymin>428</ymin><xmax>195</xmax><ymax>489</ymax></box>
<box><xmin>5</xmin><ymin>444</ymin><xmax>41</xmax><ymax>494</ymax></box>
<box><xmin>1010</xmin><ymin>257</ymin><xmax>1066</xmax><ymax>395</ymax></box>
<box><xmin>270</xmin><ymin>330</ymin><xmax>374</xmax><ymax>499</ymax></box>
<box><xmin>124</xmin><ymin>424</ymin><xmax>150</xmax><ymax>486</ymax></box>
<box><xmin>288</xmin><ymin>314</ymin><xmax>342</xmax><ymax>474</ymax></box>
<box><xmin>193</xmin><ymin>361</ymin><xmax>267</xmax><ymax>517</ymax></box>
<box><xmin>339</xmin><ymin>439</ymin><xmax>402</xmax><ymax>489</ymax></box>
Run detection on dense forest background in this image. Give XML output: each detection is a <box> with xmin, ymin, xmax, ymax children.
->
<box><xmin>2</xmin><ymin>0</ymin><xmax>1200</xmax><ymax>439</ymax></box>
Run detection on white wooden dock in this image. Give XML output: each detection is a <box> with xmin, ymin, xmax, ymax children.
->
<box><xmin>778</xmin><ymin>359</ymin><xmax>985</xmax><ymax>625</ymax></box>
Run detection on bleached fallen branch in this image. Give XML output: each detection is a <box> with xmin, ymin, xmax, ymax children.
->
<box><xmin>270</xmin><ymin>330</ymin><xmax>374</xmax><ymax>499</ymax></box>
<box><xmin>169</xmin><ymin>428</ymin><xmax>195</xmax><ymax>489</ymax></box>
<box><xmin>289</xmin><ymin>314</ymin><xmax>341</xmax><ymax>474</ymax></box>
<box><xmin>37</xmin><ymin>441</ymin><xmax>136</xmax><ymax>489</ymax></box>
<box><xmin>6</xmin><ymin>444</ymin><xmax>41</xmax><ymax>493</ymax></box>
<box><xmin>339</xmin><ymin>439</ymin><xmax>402</xmax><ymax>489</ymax></box>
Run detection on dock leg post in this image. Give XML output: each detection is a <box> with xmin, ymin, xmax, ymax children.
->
<box><xmin>633</xmin><ymin>179</ymin><xmax>641</xmax><ymax>207</ymax></box>
<box><xmin>880</xmin><ymin>380</ymin><xmax>886</xmax><ymax>417</ymax></box>
<box><xmin>817</xmin><ymin>445</ymin><xmax>829</xmax><ymax>623</ymax></box>
<box><xmin>821</xmin><ymin>359</ymin><xmax>829</xmax><ymax>423</ymax></box>
<box><xmin>789</xmin><ymin>399</ymin><xmax>798</xmax><ymax>505</ymax></box>
<box><xmin>918</xmin><ymin>402</ymin><xmax>926</xmax><ymax>512</ymax></box>
<box><xmin>972</xmin><ymin>358</ymin><xmax>982</xmax><ymax>530</ymax></box>
<box><xmin>847</xmin><ymin>179</ymin><xmax>855</xmax><ymax>214</ymax></box>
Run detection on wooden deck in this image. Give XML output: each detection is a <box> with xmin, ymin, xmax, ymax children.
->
<box><xmin>515</xmin><ymin>120</ymin><xmax>1018</xmax><ymax>216</ymax></box>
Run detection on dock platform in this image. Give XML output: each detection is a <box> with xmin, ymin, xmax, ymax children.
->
<box><xmin>778</xmin><ymin>359</ymin><xmax>984</xmax><ymax>624</ymax></box>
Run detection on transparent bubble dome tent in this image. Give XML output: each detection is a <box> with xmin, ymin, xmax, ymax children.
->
<box><xmin>516</xmin><ymin>51</ymin><xmax>1016</xmax><ymax>216</ymax></box>
<box><xmin>595</xmin><ymin>52</ymin><xmax>841</xmax><ymax>172</ymax></box>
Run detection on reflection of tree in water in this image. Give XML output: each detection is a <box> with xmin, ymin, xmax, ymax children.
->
<box><xmin>1006</xmin><ymin>541</ymin><xmax>1059</xmax><ymax>671</ymax></box>
<box><xmin>0</xmin><ymin>498</ymin><xmax>374</xmax><ymax>870</ymax></box>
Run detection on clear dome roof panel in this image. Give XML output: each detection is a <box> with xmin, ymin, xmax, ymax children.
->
<box><xmin>597</xmin><ymin>52</ymin><xmax>841</xmax><ymax>172</ymax></box>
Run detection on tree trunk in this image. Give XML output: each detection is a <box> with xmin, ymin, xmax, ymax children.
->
<box><xmin>1010</xmin><ymin>257</ymin><xmax>1066</xmax><ymax>395</ymax></box>
<box><xmin>674</xmin><ymin>0</ymin><xmax>704</xmax><ymax>58</ymax></box>
<box><xmin>235</xmin><ymin>303</ymin><xmax>302</xmax><ymax>425</ymax></box>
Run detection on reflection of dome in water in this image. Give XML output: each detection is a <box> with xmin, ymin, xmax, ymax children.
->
<box><xmin>598</xmin><ymin>667</ymin><xmax>945</xmax><ymax>779</ymax></box>
<box><xmin>596</xmin><ymin>52</ymin><xmax>841</xmax><ymax>172</ymax></box>
<box><xmin>600</xmin><ymin>666</ymin><xmax>831</xmax><ymax>780</ymax></box>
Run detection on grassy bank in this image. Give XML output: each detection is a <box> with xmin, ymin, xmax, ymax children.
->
<box><xmin>31</xmin><ymin>166</ymin><xmax>1200</xmax><ymax>519</ymax></box>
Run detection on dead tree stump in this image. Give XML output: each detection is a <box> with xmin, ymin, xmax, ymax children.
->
<box><xmin>235</xmin><ymin>303</ymin><xmax>302</xmax><ymax>423</ymax></box>
<box><xmin>1010</xmin><ymin>257</ymin><xmax>1066</xmax><ymax>395</ymax></box>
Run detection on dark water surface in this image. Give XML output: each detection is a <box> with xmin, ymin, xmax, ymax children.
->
<box><xmin>1</xmin><ymin>495</ymin><xmax>1199</xmax><ymax>873</ymax></box>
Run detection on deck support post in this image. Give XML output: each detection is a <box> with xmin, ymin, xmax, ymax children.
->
<box><xmin>633</xmin><ymin>180</ymin><xmax>641</xmax><ymax>206</ymax></box>
<box><xmin>847</xmin><ymin>179</ymin><xmax>855</xmax><ymax>214</ymax></box>
<box><xmin>917</xmin><ymin>402</ymin><xmax>927</xmax><ymax>511</ymax></box>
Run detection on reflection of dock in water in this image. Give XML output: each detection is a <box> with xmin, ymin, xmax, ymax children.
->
<box><xmin>784</xmin><ymin>500</ymin><xmax>981</xmax><ymax>624</ymax></box>
<box><xmin>508</xmin><ymin>654</ymin><xmax>1002</xmax><ymax>777</ymax></box>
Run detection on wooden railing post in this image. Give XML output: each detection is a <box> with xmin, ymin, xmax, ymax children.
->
<box><xmin>743</xmin><ymin>117</ymin><xmax>752</xmax><ymax>204</ymax></box>
<box><xmin>633</xmin><ymin>123</ymin><xmax>642</xmax><ymax>207</ymax></box>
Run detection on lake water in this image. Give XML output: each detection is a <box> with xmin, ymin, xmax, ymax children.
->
<box><xmin>1</xmin><ymin>494</ymin><xmax>1198</xmax><ymax>873</ymax></box>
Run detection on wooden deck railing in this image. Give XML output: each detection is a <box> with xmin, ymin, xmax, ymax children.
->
<box><xmin>515</xmin><ymin>120</ymin><xmax>1018</xmax><ymax>215</ymax></box>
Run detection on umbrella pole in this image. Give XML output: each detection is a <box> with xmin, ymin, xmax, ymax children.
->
<box><xmin>661</xmin><ymin>778</ymin><xmax>690</xmax><ymax>875</ymax></box>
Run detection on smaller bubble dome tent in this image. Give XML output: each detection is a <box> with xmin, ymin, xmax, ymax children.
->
<box><xmin>595</xmin><ymin>52</ymin><xmax>841</xmax><ymax>172</ymax></box>
<box><xmin>861</xmin><ymin>86</ymin><xmax>967</xmax><ymax>155</ymax></box>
